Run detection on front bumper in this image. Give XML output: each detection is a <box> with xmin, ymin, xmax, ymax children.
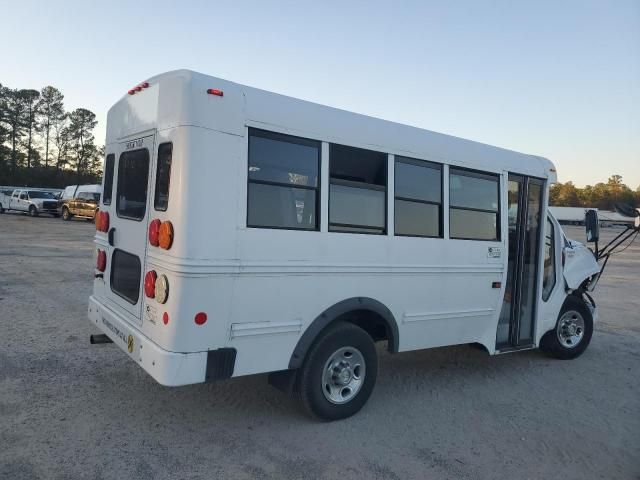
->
<box><xmin>87</xmin><ymin>295</ymin><xmax>208</xmax><ymax>386</ymax></box>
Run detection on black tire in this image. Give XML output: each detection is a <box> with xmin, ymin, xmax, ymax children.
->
<box><xmin>298</xmin><ymin>321</ymin><xmax>378</xmax><ymax>421</ymax></box>
<box><xmin>540</xmin><ymin>296</ymin><xmax>593</xmax><ymax>360</ymax></box>
<box><xmin>52</xmin><ymin>214</ymin><xmax>60</xmax><ymax>218</ymax></box>
<box><xmin>0</xmin><ymin>205</ymin><xmax>4</xmax><ymax>214</ymax></box>
<box><xmin>28</xmin><ymin>205</ymin><xmax>38</xmax><ymax>217</ymax></box>
<box><xmin>62</xmin><ymin>207</ymin><xmax>72</xmax><ymax>221</ymax></box>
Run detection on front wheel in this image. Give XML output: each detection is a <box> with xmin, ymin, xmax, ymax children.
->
<box><xmin>28</xmin><ymin>205</ymin><xmax>38</xmax><ymax>217</ymax></box>
<box><xmin>62</xmin><ymin>207</ymin><xmax>72</xmax><ymax>221</ymax></box>
<box><xmin>540</xmin><ymin>296</ymin><xmax>593</xmax><ymax>360</ymax></box>
<box><xmin>298</xmin><ymin>321</ymin><xmax>378</xmax><ymax>421</ymax></box>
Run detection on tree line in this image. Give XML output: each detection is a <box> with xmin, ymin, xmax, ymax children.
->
<box><xmin>0</xmin><ymin>82</ymin><xmax>103</xmax><ymax>188</ymax></box>
<box><xmin>549</xmin><ymin>175</ymin><xmax>640</xmax><ymax>210</ymax></box>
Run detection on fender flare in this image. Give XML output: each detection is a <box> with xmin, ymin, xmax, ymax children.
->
<box><xmin>288</xmin><ymin>297</ymin><xmax>399</xmax><ymax>369</ymax></box>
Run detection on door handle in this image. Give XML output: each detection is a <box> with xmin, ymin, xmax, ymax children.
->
<box><xmin>108</xmin><ymin>227</ymin><xmax>116</xmax><ymax>246</ymax></box>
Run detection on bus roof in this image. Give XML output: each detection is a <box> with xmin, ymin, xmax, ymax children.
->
<box><xmin>107</xmin><ymin>69</ymin><xmax>556</xmax><ymax>181</ymax></box>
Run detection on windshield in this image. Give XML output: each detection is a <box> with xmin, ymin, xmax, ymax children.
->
<box><xmin>28</xmin><ymin>191</ymin><xmax>56</xmax><ymax>199</ymax></box>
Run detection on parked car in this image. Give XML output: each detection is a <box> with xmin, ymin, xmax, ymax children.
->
<box><xmin>60</xmin><ymin>190</ymin><xmax>101</xmax><ymax>221</ymax></box>
<box><xmin>0</xmin><ymin>189</ymin><xmax>60</xmax><ymax>216</ymax></box>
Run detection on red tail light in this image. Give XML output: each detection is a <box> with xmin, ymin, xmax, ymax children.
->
<box><xmin>144</xmin><ymin>271</ymin><xmax>157</xmax><ymax>298</ymax></box>
<box><xmin>162</xmin><ymin>312</ymin><xmax>169</xmax><ymax>325</ymax></box>
<box><xmin>96</xmin><ymin>250</ymin><xmax>107</xmax><ymax>272</ymax></box>
<box><xmin>207</xmin><ymin>89</ymin><xmax>223</xmax><ymax>97</ymax></box>
<box><xmin>148</xmin><ymin>219</ymin><xmax>161</xmax><ymax>246</ymax></box>
<box><xmin>95</xmin><ymin>209</ymin><xmax>102</xmax><ymax>231</ymax></box>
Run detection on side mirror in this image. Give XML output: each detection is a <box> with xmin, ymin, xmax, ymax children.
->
<box><xmin>585</xmin><ymin>209</ymin><xmax>599</xmax><ymax>243</ymax></box>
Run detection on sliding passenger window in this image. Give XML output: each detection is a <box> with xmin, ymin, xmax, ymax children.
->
<box><xmin>329</xmin><ymin>144</ymin><xmax>387</xmax><ymax>234</ymax></box>
<box><xmin>247</xmin><ymin>128</ymin><xmax>320</xmax><ymax>230</ymax></box>
<box><xmin>395</xmin><ymin>158</ymin><xmax>442</xmax><ymax>237</ymax></box>
<box><xmin>102</xmin><ymin>154</ymin><xmax>115</xmax><ymax>205</ymax></box>
<box><xmin>154</xmin><ymin>143</ymin><xmax>172</xmax><ymax>211</ymax></box>
<box><xmin>449</xmin><ymin>168</ymin><xmax>500</xmax><ymax>240</ymax></box>
<box><xmin>542</xmin><ymin>217</ymin><xmax>556</xmax><ymax>301</ymax></box>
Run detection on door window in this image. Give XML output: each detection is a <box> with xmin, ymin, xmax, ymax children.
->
<box><xmin>116</xmin><ymin>149</ymin><xmax>150</xmax><ymax>221</ymax></box>
<box><xmin>542</xmin><ymin>217</ymin><xmax>556</xmax><ymax>301</ymax></box>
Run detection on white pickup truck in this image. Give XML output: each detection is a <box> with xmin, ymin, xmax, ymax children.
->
<box><xmin>0</xmin><ymin>189</ymin><xmax>60</xmax><ymax>217</ymax></box>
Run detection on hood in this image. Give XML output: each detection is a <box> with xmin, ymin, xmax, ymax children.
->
<box><xmin>563</xmin><ymin>239</ymin><xmax>601</xmax><ymax>290</ymax></box>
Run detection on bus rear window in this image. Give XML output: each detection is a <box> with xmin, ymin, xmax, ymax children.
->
<box><xmin>116</xmin><ymin>149</ymin><xmax>150</xmax><ymax>221</ymax></box>
<box><xmin>110</xmin><ymin>249</ymin><xmax>141</xmax><ymax>304</ymax></box>
<box><xmin>154</xmin><ymin>143</ymin><xmax>172</xmax><ymax>211</ymax></box>
<box><xmin>103</xmin><ymin>154</ymin><xmax>115</xmax><ymax>205</ymax></box>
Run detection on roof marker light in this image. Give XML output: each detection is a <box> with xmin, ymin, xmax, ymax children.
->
<box><xmin>128</xmin><ymin>89</ymin><xmax>135</xmax><ymax>95</ymax></box>
<box><xmin>194</xmin><ymin>312</ymin><xmax>208</xmax><ymax>325</ymax></box>
<box><xmin>207</xmin><ymin>89</ymin><xmax>223</xmax><ymax>97</ymax></box>
<box><xmin>162</xmin><ymin>312</ymin><xmax>169</xmax><ymax>325</ymax></box>
<box><xmin>134</xmin><ymin>85</ymin><xmax>142</xmax><ymax>92</ymax></box>
<box><xmin>141</xmin><ymin>82</ymin><xmax>149</xmax><ymax>88</ymax></box>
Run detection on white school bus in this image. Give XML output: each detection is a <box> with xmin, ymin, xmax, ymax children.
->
<box><xmin>88</xmin><ymin>69</ymin><xmax>602</xmax><ymax>420</ymax></box>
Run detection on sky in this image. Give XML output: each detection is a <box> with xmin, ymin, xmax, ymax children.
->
<box><xmin>1</xmin><ymin>0</ymin><xmax>638</xmax><ymax>187</ymax></box>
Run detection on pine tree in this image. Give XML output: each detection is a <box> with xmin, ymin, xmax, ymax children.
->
<box><xmin>67</xmin><ymin>108</ymin><xmax>97</xmax><ymax>178</ymax></box>
<box><xmin>21</xmin><ymin>89</ymin><xmax>40</xmax><ymax>169</ymax></box>
<box><xmin>37</xmin><ymin>86</ymin><xmax>65</xmax><ymax>168</ymax></box>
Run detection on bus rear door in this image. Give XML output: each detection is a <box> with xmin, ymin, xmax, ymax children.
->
<box><xmin>103</xmin><ymin>134</ymin><xmax>155</xmax><ymax>324</ymax></box>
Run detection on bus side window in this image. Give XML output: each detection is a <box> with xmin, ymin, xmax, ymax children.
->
<box><xmin>247</xmin><ymin>129</ymin><xmax>320</xmax><ymax>230</ymax></box>
<box><xmin>394</xmin><ymin>157</ymin><xmax>442</xmax><ymax>237</ymax></box>
<box><xmin>329</xmin><ymin>144</ymin><xmax>387</xmax><ymax>234</ymax></box>
<box><xmin>103</xmin><ymin>154</ymin><xmax>115</xmax><ymax>205</ymax></box>
<box><xmin>449</xmin><ymin>168</ymin><xmax>500</xmax><ymax>241</ymax></box>
<box><xmin>154</xmin><ymin>143</ymin><xmax>173</xmax><ymax>211</ymax></box>
<box><xmin>542</xmin><ymin>217</ymin><xmax>556</xmax><ymax>301</ymax></box>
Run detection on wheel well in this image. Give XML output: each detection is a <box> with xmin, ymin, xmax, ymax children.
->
<box><xmin>337</xmin><ymin>309</ymin><xmax>390</xmax><ymax>344</ymax></box>
<box><xmin>288</xmin><ymin>297</ymin><xmax>399</xmax><ymax>370</ymax></box>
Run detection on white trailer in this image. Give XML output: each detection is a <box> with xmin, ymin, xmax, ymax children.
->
<box><xmin>88</xmin><ymin>70</ymin><xmax>602</xmax><ymax>419</ymax></box>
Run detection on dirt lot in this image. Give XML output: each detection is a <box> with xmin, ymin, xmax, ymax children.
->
<box><xmin>0</xmin><ymin>213</ymin><xmax>638</xmax><ymax>480</ymax></box>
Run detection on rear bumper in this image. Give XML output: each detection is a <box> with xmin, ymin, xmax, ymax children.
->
<box><xmin>88</xmin><ymin>295</ymin><xmax>213</xmax><ymax>386</ymax></box>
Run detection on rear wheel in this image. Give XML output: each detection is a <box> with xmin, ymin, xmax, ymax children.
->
<box><xmin>540</xmin><ymin>296</ymin><xmax>593</xmax><ymax>360</ymax></box>
<box><xmin>28</xmin><ymin>205</ymin><xmax>38</xmax><ymax>217</ymax></box>
<box><xmin>62</xmin><ymin>207</ymin><xmax>72</xmax><ymax>221</ymax></box>
<box><xmin>298</xmin><ymin>321</ymin><xmax>377</xmax><ymax>421</ymax></box>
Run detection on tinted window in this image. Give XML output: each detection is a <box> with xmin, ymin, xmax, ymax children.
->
<box><xmin>247</xmin><ymin>129</ymin><xmax>320</xmax><ymax>230</ymax></box>
<box><xmin>116</xmin><ymin>149</ymin><xmax>150</xmax><ymax>221</ymax></box>
<box><xmin>329</xmin><ymin>144</ymin><xmax>387</xmax><ymax>234</ymax></box>
<box><xmin>103</xmin><ymin>154</ymin><xmax>115</xmax><ymax>205</ymax></box>
<box><xmin>395</xmin><ymin>158</ymin><xmax>442</xmax><ymax>237</ymax></box>
<box><xmin>395</xmin><ymin>160</ymin><xmax>441</xmax><ymax>202</ymax></box>
<box><xmin>449</xmin><ymin>168</ymin><xmax>500</xmax><ymax>241</ymax></box>
<box><xmin>28</xmin><ymin>191</ymin><xmax>55</xmax><ymax>199</ymax></box>
<box><xmin>154</xmin><ymin>143</ymin><xmax>172</xmax><ymax>211</ymax></box>
<box><xmin>110</xmin><ymin>249</ymin><xmax>141</xmax><ymax>304</ymax></box>
<box><xmin>450</xmin><ymin>171</ymin><xmax>499</xmax><ymax>211</ymax></box>
<box><xmin>249</xmin><ymin>131</ymin><xmax>318</xmax><ymax>187</ymax></box>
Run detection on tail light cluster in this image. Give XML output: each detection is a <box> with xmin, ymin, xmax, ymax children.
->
<box><xmin>149</xmin><ymin>219</ymin><xmax>173</xmax><ymax>249</ymax></box>
<box><xmin>144</xmin><ymin>270</ymin><xmax>169</xmax><ymax>304</ymax></box>
<box><xmin>95</xmin><ymin>211</ymin><xmax>110</xmax><ymax>232</ymax></box>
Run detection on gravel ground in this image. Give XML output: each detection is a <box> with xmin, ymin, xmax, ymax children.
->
<box><xmin>0</xmin><ymin>213</ymin><xmax>638</xmax><ymax>480</ymax></box>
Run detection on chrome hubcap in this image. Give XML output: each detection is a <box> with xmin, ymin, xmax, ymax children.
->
<box><xmin>557</xmin><ymin>310</ymin><xmax>585</xmax><ymax>348</ymax></box>
<box><xmin>322</xmin><ymin>346</ymin><xmax>365</xmax><ymax>404</ymax></box>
